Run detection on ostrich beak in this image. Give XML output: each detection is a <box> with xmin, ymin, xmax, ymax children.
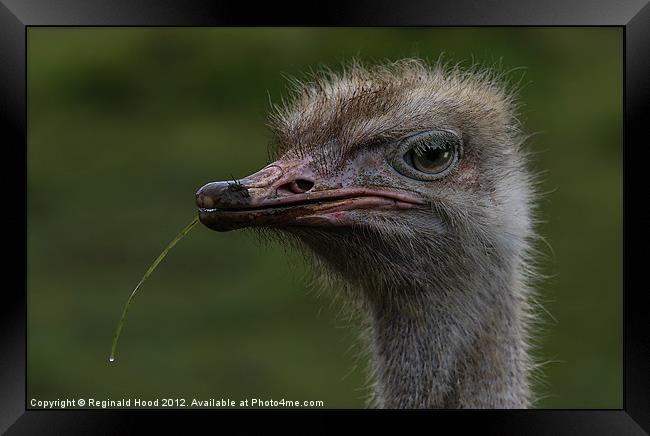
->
<box><xmin>195</xmin><ymin>157</ymin><xmax>424</xmax><ymax>232</ymax></box>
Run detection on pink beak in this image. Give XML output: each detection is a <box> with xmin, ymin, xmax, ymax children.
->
<box><xmin>195</xmin><ymin>157</ymin><xmax>425</xmax><ymax>232</ymax></box>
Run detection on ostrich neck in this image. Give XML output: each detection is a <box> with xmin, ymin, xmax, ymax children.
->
<box><xmin>366</xmin><ymin>276</ymin><xmax>531</xmax><ymax>409</ymax></box>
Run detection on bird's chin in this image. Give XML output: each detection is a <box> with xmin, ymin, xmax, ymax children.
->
<box><xmin>198</xmin><ymin>195</ymin><xmax>422</xmax><ymax>232</ymax></box>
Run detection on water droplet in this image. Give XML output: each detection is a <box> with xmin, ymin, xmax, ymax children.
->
<box><xmin>109</xmin><ymin>356</ymin><xmax>115</xmax><ymax>363</ymax></box>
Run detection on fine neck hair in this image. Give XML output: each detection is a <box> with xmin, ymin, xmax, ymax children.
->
<box><xmin>285</xmin><ymin>198</ymin><xmax>537</xmax><ymax>409</ymax></box>
<box><xmin>366</xmin><ymin>261</ymin><xmax>532</xmax><ymax>408</ymax></box>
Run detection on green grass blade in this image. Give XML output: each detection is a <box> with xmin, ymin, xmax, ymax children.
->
<box><xmin>109</xmin><ymin>216</ymin><xmax>200</xmax><ymax>363</ymax></box>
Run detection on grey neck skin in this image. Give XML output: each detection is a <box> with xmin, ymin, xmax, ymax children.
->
<box><xmin>365</xmin><ymin>276</ymin><xmax>531</xmax><ymax>409</ymax></box>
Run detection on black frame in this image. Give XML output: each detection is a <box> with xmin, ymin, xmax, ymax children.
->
<box><xmin>2</xmin><ymin>1</ymin><xmax>648</xmax><ymax>433</ymax></box>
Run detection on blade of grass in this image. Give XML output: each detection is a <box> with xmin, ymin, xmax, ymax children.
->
<box><xmin>109</xmin><ymin>215</ymin><xmax>200</xmax><ymax>363</ymax></box>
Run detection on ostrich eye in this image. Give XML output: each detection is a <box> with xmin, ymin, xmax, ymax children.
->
<box><xmin>409</xmin><ymin>142</ymin><xmax>454</xmax><ymax>174</ymax></box>
<box><xmin>391</xmin><ymin>130</ymin><xmax>461</xmax><ymax>180</ymax></box>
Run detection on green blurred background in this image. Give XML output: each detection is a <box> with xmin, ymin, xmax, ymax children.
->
<box><xmin>27</xmin><ymin>28</ymin><xmax>622</xmax><ymax>409</ymax></box>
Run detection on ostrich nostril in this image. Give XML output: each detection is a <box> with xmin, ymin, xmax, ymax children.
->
<box><xmin>294</xmin><ymin>179</ymin><xmax>314</xmax><ymax>193</ymax></box>
<box><xmin>276</xmin><ymin>179</ymin><xmax>315</xmax><ymax>196</ymax></box>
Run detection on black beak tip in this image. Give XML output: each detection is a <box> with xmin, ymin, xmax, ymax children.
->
<box><xmin>196</xmin><ymin>181</ymin><xmax>228</xmax><ymax>209</ymax></box>
<box><xmin>195</xmin><ymin>191</ymin><xmax>216</xmax><ymax>209</ymax></box>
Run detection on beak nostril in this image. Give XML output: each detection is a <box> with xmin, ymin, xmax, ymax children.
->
<box><xmin>294</xmin><ymin>179</ymin><xmax>314</xmax><ymax>193</ymax></box>
<box><xmin>276</xmin><ymin>179</ymin><xmax>315</xmax><ymax>196</ymax></box>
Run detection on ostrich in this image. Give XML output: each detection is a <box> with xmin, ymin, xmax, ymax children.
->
<box><xmin>195</xmin><ymin>59</ymin><xmax>540</xmax><ymax>409</ymax></box>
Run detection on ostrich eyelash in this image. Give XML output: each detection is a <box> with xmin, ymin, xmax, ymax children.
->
<box><xmin>412</xmin><ymin>140</ymin><xmax>443</xmax><ymax>156</ymax></box>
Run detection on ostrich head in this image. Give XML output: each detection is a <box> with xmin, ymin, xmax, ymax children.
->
<box><xmin>196</xmin><ymin>59</ymin><xmax>538</xmax><ymax>408</ymax></box>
